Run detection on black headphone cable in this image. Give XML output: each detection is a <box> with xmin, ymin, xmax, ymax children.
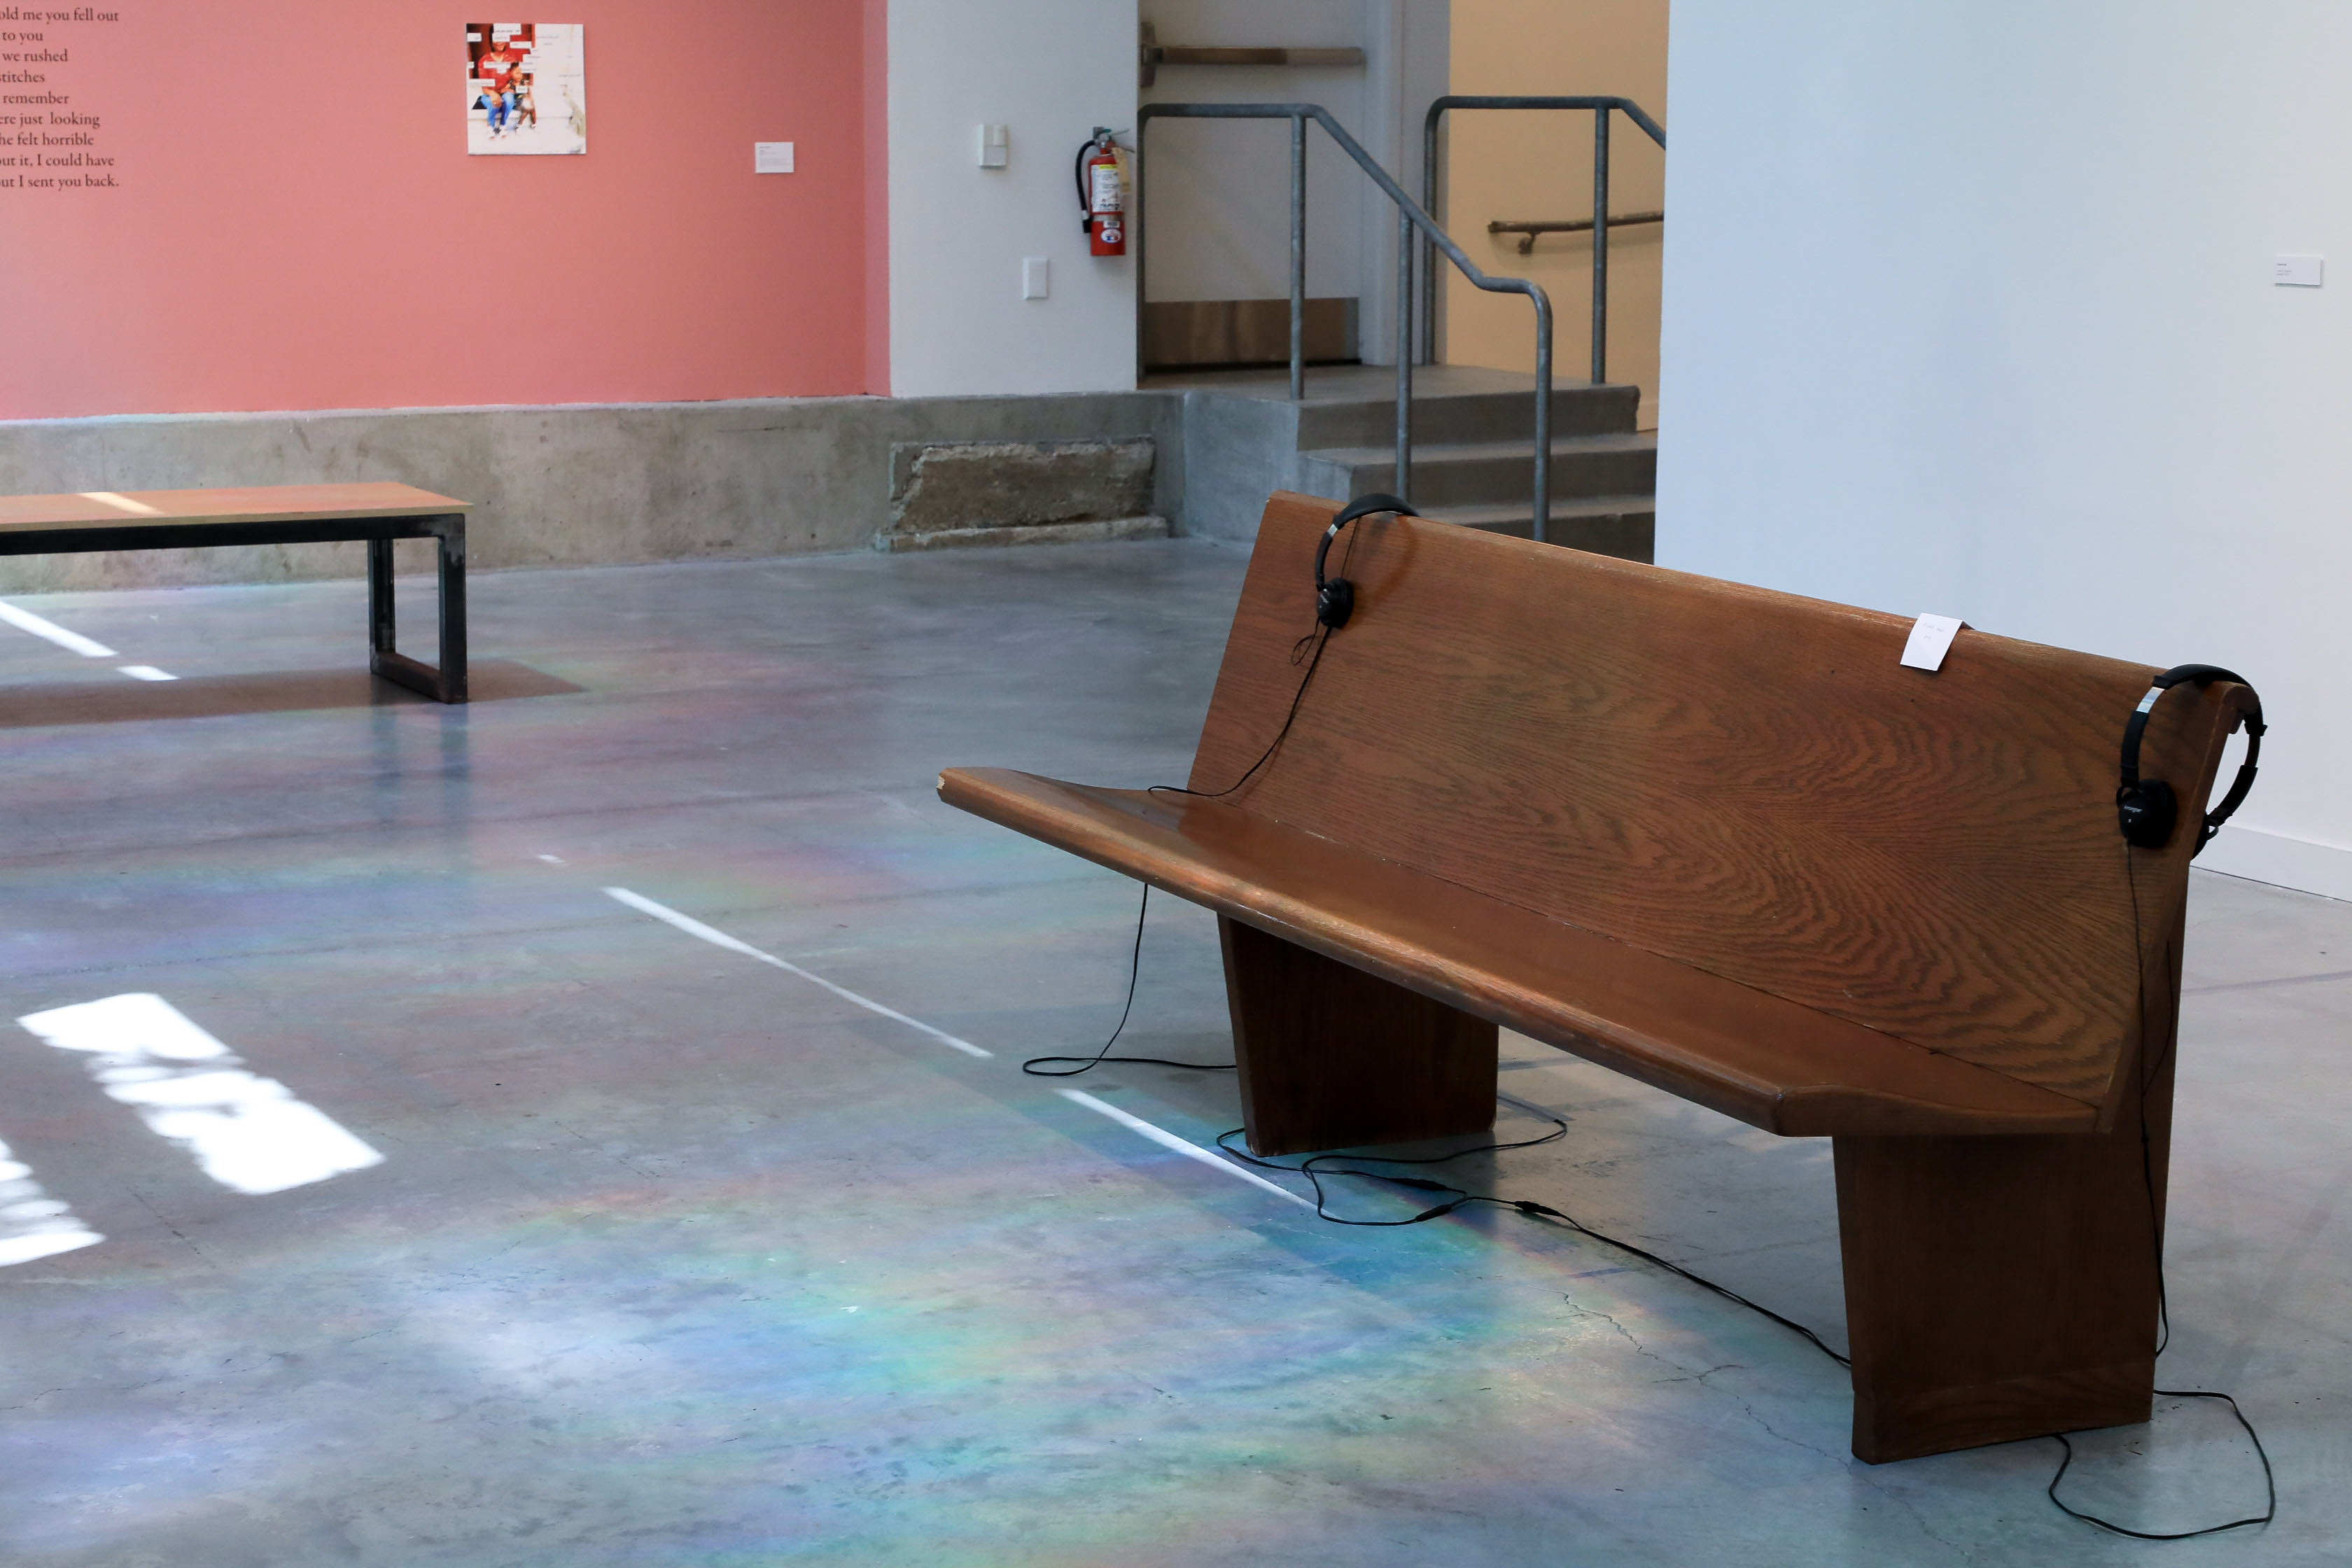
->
<box><xmin>2036</xmin><ymin>848</ymin><xmax>2276</xmax><ymax>1541</ymax></box>
<box><xmin>1150</xmin><ymin>492</ymin><xmax>1406</xmax><ymax>808</ymax></box>
<box><xmin>1021</xmin><ymin>885</ymin><xmax>1238</xmax><ymax>1077</ymax></box>
<box><xmin>1032</xmin><ymin>505</ymin><xmax>1393</xmax><ymax>1078</ymax></box>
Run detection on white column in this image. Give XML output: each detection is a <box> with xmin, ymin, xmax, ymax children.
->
<box><xmin>888</xmin><ymin>0</ymin><xmax>1140</xmax><ymax>398</ymax></box>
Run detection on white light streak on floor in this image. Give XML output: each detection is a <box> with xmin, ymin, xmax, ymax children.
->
<box><xmin>117</xmin><ymin>665</ymin><xmax>177</xmax><ymax>682</ymax></box>
<box><xmin>1057</xmin><ymin>1088</ymin><xmax>1315</xmax><ymax>1208</ymax></box>
<box><xmin>605</xmin><ymin>886</ymin><xmax>993</xmax><ymax>1058</ymax></box>
<box><xmin>0</xmin><ymin>599</ymin><xmax>117</xmax><ymax>659</ymax></box>
<box><xmin>0</xmin><ymin>1133</ymin><xmax>104</xmax><ymax>1267</ymax></box>
<box><xmin>18</xmin><ymin>994</ymin><xmax>384</xmax><ymax>1196</ymax></box>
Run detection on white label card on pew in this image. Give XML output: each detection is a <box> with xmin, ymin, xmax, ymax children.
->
<box><xmin>1900</xmin><ymin>613</ymin><xmax>1967</xmax><ymax>672</ymax></box>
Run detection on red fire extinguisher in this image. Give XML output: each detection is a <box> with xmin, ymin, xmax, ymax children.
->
<box><xmin>1075</xmin><ymin>127</ymin><xmax>1126</xmax><ymax>256</ymax></box>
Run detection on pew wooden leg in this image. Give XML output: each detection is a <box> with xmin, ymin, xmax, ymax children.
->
<box><xmin>1833</xmin><ymin>1042</ymin><xmax>2172</xmax><ymax>1463</ymax></box>
<box><xmin>1219</xmin><ymin>916</ymin><xmax>1496</xmax><ymax>1157</ymax></box>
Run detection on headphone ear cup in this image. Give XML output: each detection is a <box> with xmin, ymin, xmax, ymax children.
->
<box><xmin>1316</xmin><ymin>577</ymin><xmax>1355</xmax><ymax>630</ymax></box>
<box><xmin>2118</xmin><ymin>778</ymin><xmax>2178</xmax><ymax>848</ymax></box>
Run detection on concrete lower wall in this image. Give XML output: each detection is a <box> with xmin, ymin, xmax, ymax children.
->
<box><xmin>0</xmin><ymin>394</ymin><xmax>1187</xmax><ymax>590</ymax></box>
<box><xmin>1180</xmin><ymin>391</ymin><xmax>1312</xmax><ymax>544</ymax></box>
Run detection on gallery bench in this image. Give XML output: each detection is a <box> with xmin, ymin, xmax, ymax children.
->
<box><xmin>0</xmin><ymin>482</ymin><xmax>470</xmax><ymax>703</ymax></box>
<box><xmin>939</xmin><ymin>491</ymin><xmax>2255</xmax><ymax>1464</ymax></box>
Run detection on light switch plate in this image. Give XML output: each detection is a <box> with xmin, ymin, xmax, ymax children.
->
<box><xmin>2274</xmin><ymin>253</ymin><xmax>2324</xmax><ymax>287</ymax></box>
<box><xmin>979</xmin><ymin>123</ymin><xmax>1009</xmax><ymax>169</ymax></box>
<box><xmin>1021</xmin><ymin>257</ymin><xmax>1050</xmax><ymax>300</ymax></box>
<box><xmin>755</xmin><ymin>141</ymin><xmax>795</xmax><ymax>174</ymax></box>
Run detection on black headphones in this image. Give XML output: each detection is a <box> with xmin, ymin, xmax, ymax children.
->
<box><xmin>2117</xmin><ymin>664</ymin><xmax>2264</xmax><ymax>853</ymax></box>
<box><xmin>1314</xmin><ymin>493</ymin><xmax>1418</xmax><ymax>629</ymax></box>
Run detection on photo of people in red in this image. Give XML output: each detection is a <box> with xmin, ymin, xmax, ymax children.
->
<box><xmin>474</xmin><ymin>27</ymin><xmax>526</xmax><ymax>139</ymax></box>
<box><xmin>466</xmin><ymin>22</ymin><xmax>586</xmax><ymax>156</ymax></box>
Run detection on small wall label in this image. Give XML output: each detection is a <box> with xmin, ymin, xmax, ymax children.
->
<box><xmin>2274</xmin><ymin>254</ymin><xmax>2324</xmax><ymax>287</ymax></box>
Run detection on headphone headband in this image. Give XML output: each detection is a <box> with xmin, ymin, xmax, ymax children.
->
<box><xmin>1313</xmin><ymin>493</ymin><xmax>1417</xmax><ymax>630</ymax></box>
<box><xmin>2117</xmin><ymin>664</ymin><xmax>2264</xmax><ymax>854</ymax></box>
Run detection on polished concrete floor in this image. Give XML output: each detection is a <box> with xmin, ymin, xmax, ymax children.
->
<box><xmin>0</xmin><ymin>540</ymin><xmax>2344</xmax><ymax>1566</ymax></box>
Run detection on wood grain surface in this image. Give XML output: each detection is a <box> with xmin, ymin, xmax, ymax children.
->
<box><xmin>0</xmin><ymin>483</ymin><xmax>468</xmax><ymax>534</ymax></box>
<box><xmin>1184</xmin><ymin>493</ymin><xmax>2246</xmax><ymax>1110</ymax></box>
<box><xmin>937</xmin><ymin>769</ymin><xmax>2101</xmax><ymax>1138</ymax></box>
<box><xmin>1834</xmin><ymin>920</ymin><xmax>2179</xmax><ymax>1461</ymax></box>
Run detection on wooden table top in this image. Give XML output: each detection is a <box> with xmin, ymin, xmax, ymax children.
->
<box><xmin>0</xmin><ymin>482</ymin><xmax>470</xmax><ymax>536</ymax></box>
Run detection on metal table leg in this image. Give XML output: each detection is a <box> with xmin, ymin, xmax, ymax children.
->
<box><xmin>368</xmin><ymin>514</ymin><xmax>470</xmax><ymax>704</ymax></box>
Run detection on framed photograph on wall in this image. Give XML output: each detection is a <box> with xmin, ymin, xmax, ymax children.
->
<box><xmin>466</xmin><ymin>23</ymin><xmax>586</xmax><ymax>155</ymax></box>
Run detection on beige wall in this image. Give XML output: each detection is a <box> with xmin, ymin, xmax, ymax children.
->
<box><xmin>1443</xmin><ymin>0</ymin><xmax>1668</xmax><ymax>426</ymax></box>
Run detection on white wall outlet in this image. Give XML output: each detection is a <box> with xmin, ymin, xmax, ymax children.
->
<box><xmin>2274</xmin><ymin>253</ymin><xmax>2324</xmax><ymax>287</ymax></box>
<box><xmin>755</xmin><ymin>141</ymin><xmax>795</xmax><ymax>174</ymax></box>
<box><xmin>1021</xmin><ymin>256</ymin><xmax>1050</xmax><ymax>300</ymax></box>
<box><xmin>979</xmin><ymin>123</ymin><xmax>1009</xmax><ymax>169</ymax></box>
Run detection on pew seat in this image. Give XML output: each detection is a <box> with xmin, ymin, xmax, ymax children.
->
<box><xmin>944</xmin><ymin>770</ymin><xmax>2099</xmax><ymax>1141</ymax></box>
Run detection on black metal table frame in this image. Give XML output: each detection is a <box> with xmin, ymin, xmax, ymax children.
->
<box><xmin>0</xmin><ymin>511</ymin><xmax>468</xmax><ymax>704</ymax></box>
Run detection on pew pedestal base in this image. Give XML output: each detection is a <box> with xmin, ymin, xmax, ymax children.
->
<box><xmin>1848</xmin><ymin>1360</ymin><xmax>2155</xmax><ymax>1465</ymax></box>
<box><xmin>1219</xmin><ymin>919</ymin><xmax>2178</xmax><ymax>1466</ymax></box>
<box><xmin>1834</xmin><ymin>1063</ymin><xmax>2169</xmax><ymax>1463</ymax></box>
<box><xmin>1221</xmin><ymin>918</ymin><xmax>1496</xmax><ymax>1158</ymax></box>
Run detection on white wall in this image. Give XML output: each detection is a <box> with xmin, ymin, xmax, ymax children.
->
<box><xmin>1140</xmin><ymin>0</ymin><xmax>1371</xmax><ymax>307</ymax></box>
<box><xmin>1359</xmin><ymin>1</ymin><xmax>1452</xmax><ymax>365</ymax></box>
<box><xmin>1658</xmin><ymin>2</ymin><xmax>2352</xmax><ymax>898</ymax></box>
<box><xmin>1136</xmin><ymin>1</ymin><xmax>1446</xmax><ymax>365</ymax></box>
<box><xmin>887</xmin><ymin>0</ymin><xmax>1139</xmax><ymax>398</ymax></box>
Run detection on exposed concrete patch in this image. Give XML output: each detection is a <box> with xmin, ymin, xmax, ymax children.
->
<box><xmin>881</xmin><ymin>438</ymin><xmax>1160</xmax><ymax>551</ymax></box>
<box><xmin>877</xmin><ymin>515</ymin><xmax>1169</xmax><ymax>552</ymax></box>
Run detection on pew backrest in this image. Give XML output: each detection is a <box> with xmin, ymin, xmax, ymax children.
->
<box><xmin>1189</xmin><ymin>493</ymin><xmax>2246</xmax><ymax>1114</ymax></box>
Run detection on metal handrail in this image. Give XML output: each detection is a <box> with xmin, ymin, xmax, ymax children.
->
<box><xmin>1421</xmin><ymin>96</ymin><xmax>1666</xmax><ymax>382</ymax></box>
<box><xmin>1492</xmin><ymin>211</ymin><xmax>1662</xmax><ymax>255</ymax></box>
<box><xmin>1136</xmin><ymin>102</ymin><xmax>1557</xmax><ymax>539</ymax></box>
<box><xmin>1138</xmin><ymin>23</ymin><xmax>1366</xmax><ymax>88</ymax></box>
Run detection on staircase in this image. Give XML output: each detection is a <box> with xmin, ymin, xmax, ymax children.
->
<box><xmin>1149</xmin><ymin>363</ymin><xmax>1655</xmax><ymax>560</ymax></box>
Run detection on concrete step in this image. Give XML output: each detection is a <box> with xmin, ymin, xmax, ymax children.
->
<box><xmin>1419</xmin><ymin>495</ymin><xmax>1654</xmax><ymax>562</ymax></box>
<box><xmin>1299</xmin><ymin>430</ymin><xmax>1657</xmax><ymax>508</ymax></box>
<box><xmin>1291</xmin><ymin>382</ymin><xmax>1639</xmax><ymax>449</ymax></box>
<box><xmin>1142</xmin><ymin>365</ymin><xmax>1656</xmax><ymax>542</ymax></box>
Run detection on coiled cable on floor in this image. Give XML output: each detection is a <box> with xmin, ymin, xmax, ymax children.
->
<box><xmin>1021</xmin><ymin>886</ymin><xmax>1236</xmax><ymax>1077</ymax></box>
<box><xmin>1213</xmin><ymin>1122</ymin><xmax>1852</xmax><ymax>1369</ymax></box>
<box><xmin>1221</xmin><ymin>1084</ymin><xmax>2272</xmax><ymax>1539</ymax></box>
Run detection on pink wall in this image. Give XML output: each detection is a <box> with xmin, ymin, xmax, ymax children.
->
<box><xmin>1</xmin><ymin>1</ymin><xmax>878</xmax><ymax>420</ymax></box>
<box><xmin>860</xmin><ymin>0</ymin><xmax>890</xmax><ymax>398</ymax></box>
